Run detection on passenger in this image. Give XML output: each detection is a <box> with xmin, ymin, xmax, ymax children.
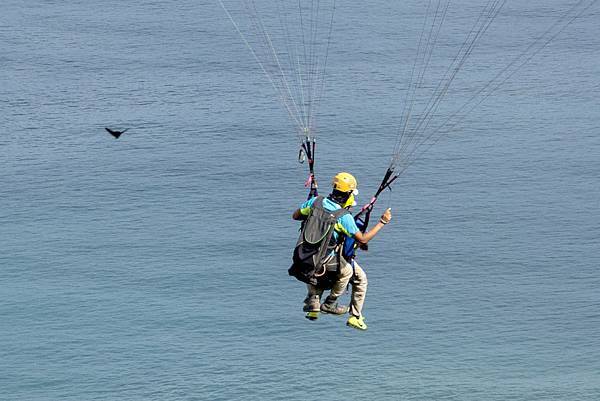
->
<box><xmin>290</xmin><ymin>172</ymin><xmax>392</xmax><ymax>330</ymax></box>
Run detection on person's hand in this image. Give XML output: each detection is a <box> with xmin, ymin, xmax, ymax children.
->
<box><xmin>380</xmin><ymin>208</ymin><xmax>392</xmax><ymax>225</ymax></box>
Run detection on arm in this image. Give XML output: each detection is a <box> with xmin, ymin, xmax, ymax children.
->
<box><xmin>293</xmin><ymin>197</ymin><xmax>316</xmax><ymax>221</ymax></box>
<box><xmin>354</xmin><ymin>208</ymin><xmax>392</xmax><ymax>244</ymax></box>
<box><xmin>292</xmin><ymin>208</ymin><xmax>306</xmax><ymax>221</ymax></box>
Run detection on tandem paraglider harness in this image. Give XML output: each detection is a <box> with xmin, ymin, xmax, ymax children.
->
<box><xmin>289</xmin><ymin>136</ymin><xmax>399</xmax><ymax>289</ymax></box>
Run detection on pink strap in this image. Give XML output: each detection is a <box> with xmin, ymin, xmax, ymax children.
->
<box><xmin>304</xmin><ymin>174</ymin><xmax>313</xmax><ymax>188</ymax></box>
<box><xmin>360</xmin><ymin>197</ymin><xmax>377</xmax><ymax>212</ymax></box>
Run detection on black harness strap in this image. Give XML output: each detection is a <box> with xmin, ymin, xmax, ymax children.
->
<box><xmin>355</xmin><ymin>167</ymin><xmax>398</xmax><ymax>232</ymax></box>
<box><xmin>300</xmin><ymin>137</ymin><xmax>318</xmax><ymax>200</ymax></box>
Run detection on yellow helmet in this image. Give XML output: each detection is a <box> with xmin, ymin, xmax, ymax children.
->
<box><xmin>332</xmin><ymin>172</ymin><xmax>358</xmax><ymax>194</ymax></box>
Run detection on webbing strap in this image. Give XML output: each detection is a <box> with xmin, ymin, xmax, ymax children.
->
<box><xmin>301</xmin><ymin>138</ymin><xmax>318</xmax><ymax>199</ymax></box>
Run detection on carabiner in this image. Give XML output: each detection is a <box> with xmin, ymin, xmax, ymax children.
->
<box><xmin>298</xmin><ymin>147</ymin><xmax>306</xmax><ymax>164</ymax></box>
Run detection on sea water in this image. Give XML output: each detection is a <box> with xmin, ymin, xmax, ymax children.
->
<box><xmin>2</xmin><ymin>1</ymin><xmax>600</xmax><ymax>400</ymax></box>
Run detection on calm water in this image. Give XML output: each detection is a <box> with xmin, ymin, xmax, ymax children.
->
<box><xmin>2</xmin><ymin>1</ymin><xmax>600</xmax><ymax>400</ymax></box>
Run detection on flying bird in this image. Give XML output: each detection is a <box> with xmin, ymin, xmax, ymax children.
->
<box><xmin>105</xmin><ymin>128</ymin><xmax>129</xmax><ymax>139</ymax></box>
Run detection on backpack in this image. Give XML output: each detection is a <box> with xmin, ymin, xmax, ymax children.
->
<box><xmin>288</xmin><ymin>197</ymin><xmax>349</xmax><ymax>286</ymax></box>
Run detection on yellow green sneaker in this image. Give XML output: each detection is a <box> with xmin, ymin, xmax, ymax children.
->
<box><xmin>346</xmin><ymin>315</ymin><xmax>367</xmax><ymax>331</ymax></box>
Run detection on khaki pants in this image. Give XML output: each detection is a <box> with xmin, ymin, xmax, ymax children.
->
<box><xmin>306</xmin><ymin>259</ymin><xmax>368</xmax><ymax>318</ymax></box>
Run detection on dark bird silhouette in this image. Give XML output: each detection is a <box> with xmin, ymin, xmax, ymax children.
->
<box><xmin>105</xmin><ymin>127</ymin><xmax>129</xmax><ymax>139</ymax></box>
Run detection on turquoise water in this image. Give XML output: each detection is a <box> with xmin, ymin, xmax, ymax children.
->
<box><xmin>2</xmin><ymin>1</ymin><xmax>600</xmax><ymax>400</ymax></box>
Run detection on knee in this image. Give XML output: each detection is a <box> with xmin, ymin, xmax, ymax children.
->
<box><xmin>338</xmin><ymin>262</ymin><xmax>353</xmax><ymax>280</ymax></box>
<box><xmin>354</xmin><ymin>270</ymin><xmax>368</xmax><ymax>289</ymax></box>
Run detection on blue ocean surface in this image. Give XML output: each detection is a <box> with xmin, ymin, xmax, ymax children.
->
<box><xmin>2</xmin><ymin>1</ymin><xmax>600</xmax><ymax>400</ymax></box>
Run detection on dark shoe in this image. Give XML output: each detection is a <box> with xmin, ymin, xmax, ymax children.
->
<box><xmin>305</xmin><ymin>311</ymin><xmax>319</xmax><ymax>321</ymax></box>
<box><xmin>303</xmin><ymin>295</ymin><xmax>320</xmax><ymax>312</ymax></box>
<box><xmin>320</xmin><ymin>296</ymin><xmax>349</xmax><ymax>315</ymax></box>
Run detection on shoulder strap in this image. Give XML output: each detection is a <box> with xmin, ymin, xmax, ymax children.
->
<box><xmin>312</xmin><ymin>196</ymin><xmax>325</xmax><ymax>210</ymax></box>
<box><xmin>332</xmin><ymin>207</ymin><xmax>349</xmax><ymax>219</ymax></box>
